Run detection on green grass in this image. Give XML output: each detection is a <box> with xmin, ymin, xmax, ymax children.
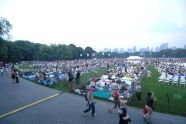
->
<box><xmin>129</xmin><ymin>65</ymin><xmax>186</xmax><ymax>116</ymax></box>
<box><xmin>19</xmin><ymin>64</ymin><xmax>32</xmax><ymax>70</ymax></box>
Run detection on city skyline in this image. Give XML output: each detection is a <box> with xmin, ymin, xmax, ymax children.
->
<box><xmin>0</xmin><ymin>0</ymin><xmax>186</xmax><ymax>51</ymax></box>
<box><xmin>101</xmin><ymin>43</ymin><xmax>176</xmax><ymax>53</ymax></box>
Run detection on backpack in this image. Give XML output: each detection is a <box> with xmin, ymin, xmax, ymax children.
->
<box><xmin>85</xmin><ymin>92</ymin><xmax>88</xmax><ymax>101</ymax></box>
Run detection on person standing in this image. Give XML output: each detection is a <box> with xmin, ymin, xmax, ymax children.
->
<box><xmin>68</xmin><ymin>70</ymin><xmax>74</xmax><ymax>92</ymax></box>
<box><xmin>15</xmin><ymin>69</ymin><xmax>19</xmax><ymax>83</ymax></box>
<box><xmin>75</xmin><ymin>70</ymin><xmax>81</xmax><ymax>85</ymax></box>
<box><xmin>1</xmin><ymin>66</ymin><xmax>4</xmax><ymax>76</ymax></box>
<box><xmin>118</xmin><ymin>100</ymin><xmax>131</xmax><ymax>124</ymax></box>
<box><xmin>11</xmin><ymin>68</ymin><xmax>16</xmax><ymax>82</ymax></box>
<box><xmin>136</xmin><ymin>82</ymin><xmax>141</xmax><ymax>103</ymax></box>
<box><xmin>83</xmin><ymin>86</ymin><xmax>96</xmax><ymax>116</ymax></box>
<box><xmin>5</xmin><ymin>65</ymin><xmax>8</xmax><ymax>76</ymax></box>
<box><xmin>147</xmin><ymin>70</ymin><xmax>151</xmax><ymax>79</ymax></box>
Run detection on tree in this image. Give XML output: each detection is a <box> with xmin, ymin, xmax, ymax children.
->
<box><xmin>0</xmin><ymin>17</ymin><xmax>12</xmax><ymax>39</ymax></box>
<box><xmin>84</xmin><ymin>47</ymin><xmax>95</xmax><ymax>59</ymax></box>
<box><xmin>77</xmin><ymin>47</ymin><xmax>84</xmax><ymax>59</ymax></box>
<box><xmin>68</xmin><ymin>44</ymin><xmax>78</xmax><ymax>59</ymax></box>
<box><xmin>0</xmin><ymin>38</ymin><xmax>8</xmax><ymax>62</ymax></box>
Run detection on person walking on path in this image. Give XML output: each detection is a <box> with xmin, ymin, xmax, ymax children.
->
<box><xmin>83</xmin><ymin>85</ymin><xmax>96</xmax><ymax>116</ymax></box>
<box><xmin>1</xmin><ymin>66</ymin><xmax>4</xmax><ymax>76</ymax></box>
<box><xmin>144</xmin><ymin>91</ymin><xmax>157</xmax><ymax>124</ymax></box>
<box><xmin>108</xmin><ymin>90</ymin><xmax>120</xmax><ymax>113</ymax></box>
<box><xmin>68</xmin><ymin>70</ymin><xmax>74</xmax><ymax>92</ymax></box>
<box><xmin>11</xmin><ymin>68</ymin><xmax>16</xmax><ymax>82</ymax></box>
<box><xmin>5</xmin><ymin>65</ymin><xmax>8</xmax><ymax>76</ymax></box>
<box><xmin>15</xmin><ymin>69</ymin><xmax>19</xmax><ymax>83</ymax></box>
<box><xmin>118</xmin><ymin>100</ymin><xmax>131</xmax><ymax>124</ymax></box>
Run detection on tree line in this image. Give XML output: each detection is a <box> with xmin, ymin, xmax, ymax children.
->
<box><xmin>0</xmin><ymin>17</ymin><xmax>186</xmax><ymax>62</ymax></box>
<box><xmin>0</xmin><ymin>38</ymin><xmax>96</xmax><ymax>62</ymax></box>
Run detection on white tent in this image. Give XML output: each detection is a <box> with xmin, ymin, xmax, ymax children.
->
<box><xmin>126</xmin><ymin>56</ymin><xmax>143</xmax><ymax>60</ymax></box>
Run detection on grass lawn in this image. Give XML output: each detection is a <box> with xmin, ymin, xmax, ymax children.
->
<box><xmin>129</xmin><ymin>65</ymin><xmax>186</xmax><ymax>116</ymax></box>
<box><xmin>19</xmin><ymin>64</ymin><xmax>33</xmax><ymax>70</ymax></box>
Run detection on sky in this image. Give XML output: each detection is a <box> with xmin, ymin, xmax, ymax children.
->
<box><xmin>0</xmin><ymin>0</ymin><xmax>186</xmax><ymax>51</ymax></box>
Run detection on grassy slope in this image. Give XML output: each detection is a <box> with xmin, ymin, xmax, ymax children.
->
<box><xmin>129</xmin><ymin>65</ymin><xmax>186</xmax><ymax>116</ymax></box>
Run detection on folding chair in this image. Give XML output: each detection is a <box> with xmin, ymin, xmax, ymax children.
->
<box><xmin>179</xmin><ymin>76</ymin><xmax>186</xmax><ymax>87</ymax></box>
<box><xmin>172</xmin><ymin>75</ymin><xmax>179</xmax><ymax>85</ymax></box>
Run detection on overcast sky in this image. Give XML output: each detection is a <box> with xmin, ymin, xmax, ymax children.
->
<box><xmin>0</xmin><ymin>0</ymin><xmax>186</xmax><ymax>51</ymax></box>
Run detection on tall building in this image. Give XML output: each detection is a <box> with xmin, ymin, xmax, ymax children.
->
<box><xmin>127</xmin><ymin>48</ymin><xmax>132</xmax><ymax>53</ymax></box>
<box><xmin>119</xmin><ymin>48</ymin><xmax>125</xmax><ymax>53</ymax></box>
<box><xmin>155</xmin><ymin>47</ymin><xmax>160</xmax><ymax>52</ymax></box>
<box><xmin>150</xmin><ymin>48</ymin><xmax>153</xmax><ymax>52</ymax></box>
<box><xmin>103</xmin><ymin>48</ymin><xmax>110</xmax><ymax>52</ymax></box>
<box><xmin>113</xmin><ymin>48</ymin><xmax>118</xmax><ymax>53</ymax></box>
<box><xmin>184</xmin><ymin>44</ymin><xmax>186</xmax><ymax>49</ymax></box>
<box><xmin>140</xmin><ymin>48</ymin><xmax>148</xmax><ymax>52</ymax></box>
<box><xmin>160</xmin><ymin>43</ymin><xmax>168</xmax><ymax>50</ymax></box>
<box><xmin>133</xmin><ymin>46</ymin><xmax>136</xmax><ymax>53</ymax></box>
<box><xmin>146</xmin><ymin>47</ymin><xmax>150</xmax><ymax>52</ymax></box>
<box><xmin>171</xmin><ymin>46</ymin><xmax>177</xmax><ymax>50</ymax></box>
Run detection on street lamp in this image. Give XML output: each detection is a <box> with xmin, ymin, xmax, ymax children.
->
<box><xmin>80</xmin><ymin>54</ymin><xmax>82</xmax><ymax>59</ymax></box>
<box><xmin>102</xmin><ymin>52</ymin><xmax>104</xmax><ymax>58</ymax></box>
<box><xmin>108</xmin><ymin>53</ymin><xmax>110</xmax><ymax>58</ymax></box>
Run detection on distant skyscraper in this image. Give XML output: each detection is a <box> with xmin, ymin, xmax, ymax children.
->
<box><xmin>119</xmin><ymin>48</ymin><xmax>125</xmax><ymax>53</ymax></box>
<box><xmin>171</xmin><ymin>46</ymin><xmax>177</xmax><ymax>50</ymax></box>
<box><xmin>103</xmin><ymin>48</ymin><xmax>110</xmax><ymax>52</ymax></box>
<box><xmin>127</xmin><ymin>48</ymin><xmax>132</xmax><ymax>53</ymax></box>
<box><xmin>155</xmin><ymin>47</ymin><xmax>160</xmax><ymax>52</ymax></box>
<box><xmin>146</xmin><ymin>47</ymin><xmax>150</xmax><ymax>52</ymax></box>
<box><xmin>184</xmin><ymin>44</ymin><xmax>186</xmax><ymax>49</ymax></box>
<box><xmin>150</xmin><ymin>48</ymin><xmax>153</xmax><ymax>52</ymax></box>
<box><xmin>140</xmin><ymin>48</ymin><xmax>147</xmax><ymax>52</ymax></box>
<box><xmin>113</xmin><ymin>48</ymin><xmax>118</xmax><ymax>53</ymax></box>
<box><xmin>133</xmin><ymin>46</ymin><xmax>136</xmax><ymax>53</ymax></box>
<box><xmin>160</xmin><ymin>43</ymin><xmax>168</xmax><ymax>50</ymax></box>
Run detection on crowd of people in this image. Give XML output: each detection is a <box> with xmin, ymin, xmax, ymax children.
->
<box><xmin>3</xmin><ymin>57</ymin><xmax>185</xmax><ymax>124</ymax></box>
<box><xmin>0</xmin><ymin>63</ymin><xmax>9</xmax><ymax>77</ymax></box>
<box><xmin>156</xmin><ymin>58</ymin><xmax>186</xmax><ymax>85</ymax></box>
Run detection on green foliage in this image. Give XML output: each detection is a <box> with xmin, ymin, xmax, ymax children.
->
<box><xmin>0</xmin><ymin>38</ymin><xmax>8</xmax><ymax>61</ymax></box>
<box><xmin>0</xmin><ymin>17</ymin><xmax>12</xmax><ymax>39</ymax></box>
<box><xmin>1</xmin><ymin>39</ymin><xmax>186</xmax><ymax>62</ymax></box>
<box><xmin>0</xmin><ymin>40</ymin><xmax>97</xmax><ymax>62</ymax></box>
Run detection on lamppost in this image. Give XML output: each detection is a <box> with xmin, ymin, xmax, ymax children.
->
<box><xmin>102</xmin><ymin>52</ymin><xmax>104</xmax><ymax>58</ymax></box>
<box><xmin>108</xmin><ymin>53</ymin><xmax>110</xmax><ymax>58</ymax></box>
<box><xmin>87</xmin><ymin>53</ymin><xmax>89</xmax><ymax>59</ymax></box>
<box><xmin>80</xmin><ymin>54</ymin><xmax>82</xmax><ymax>59</ymax></box>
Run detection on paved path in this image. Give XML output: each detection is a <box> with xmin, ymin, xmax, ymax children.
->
<box><xmin>0</xmin><ymin>72</ymin><xmax>60</xmax><ymax>116</ymax></box>
<box><xmin>0</xmin><ymin>73</ymin><xmax>186</xmax><ymax>124</ymax></box>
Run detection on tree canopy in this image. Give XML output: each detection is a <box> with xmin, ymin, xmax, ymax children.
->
<box><xmin>0</xmin><ymin>17</ymin><xmax>12</xmax><ymax>40</ymax></box>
